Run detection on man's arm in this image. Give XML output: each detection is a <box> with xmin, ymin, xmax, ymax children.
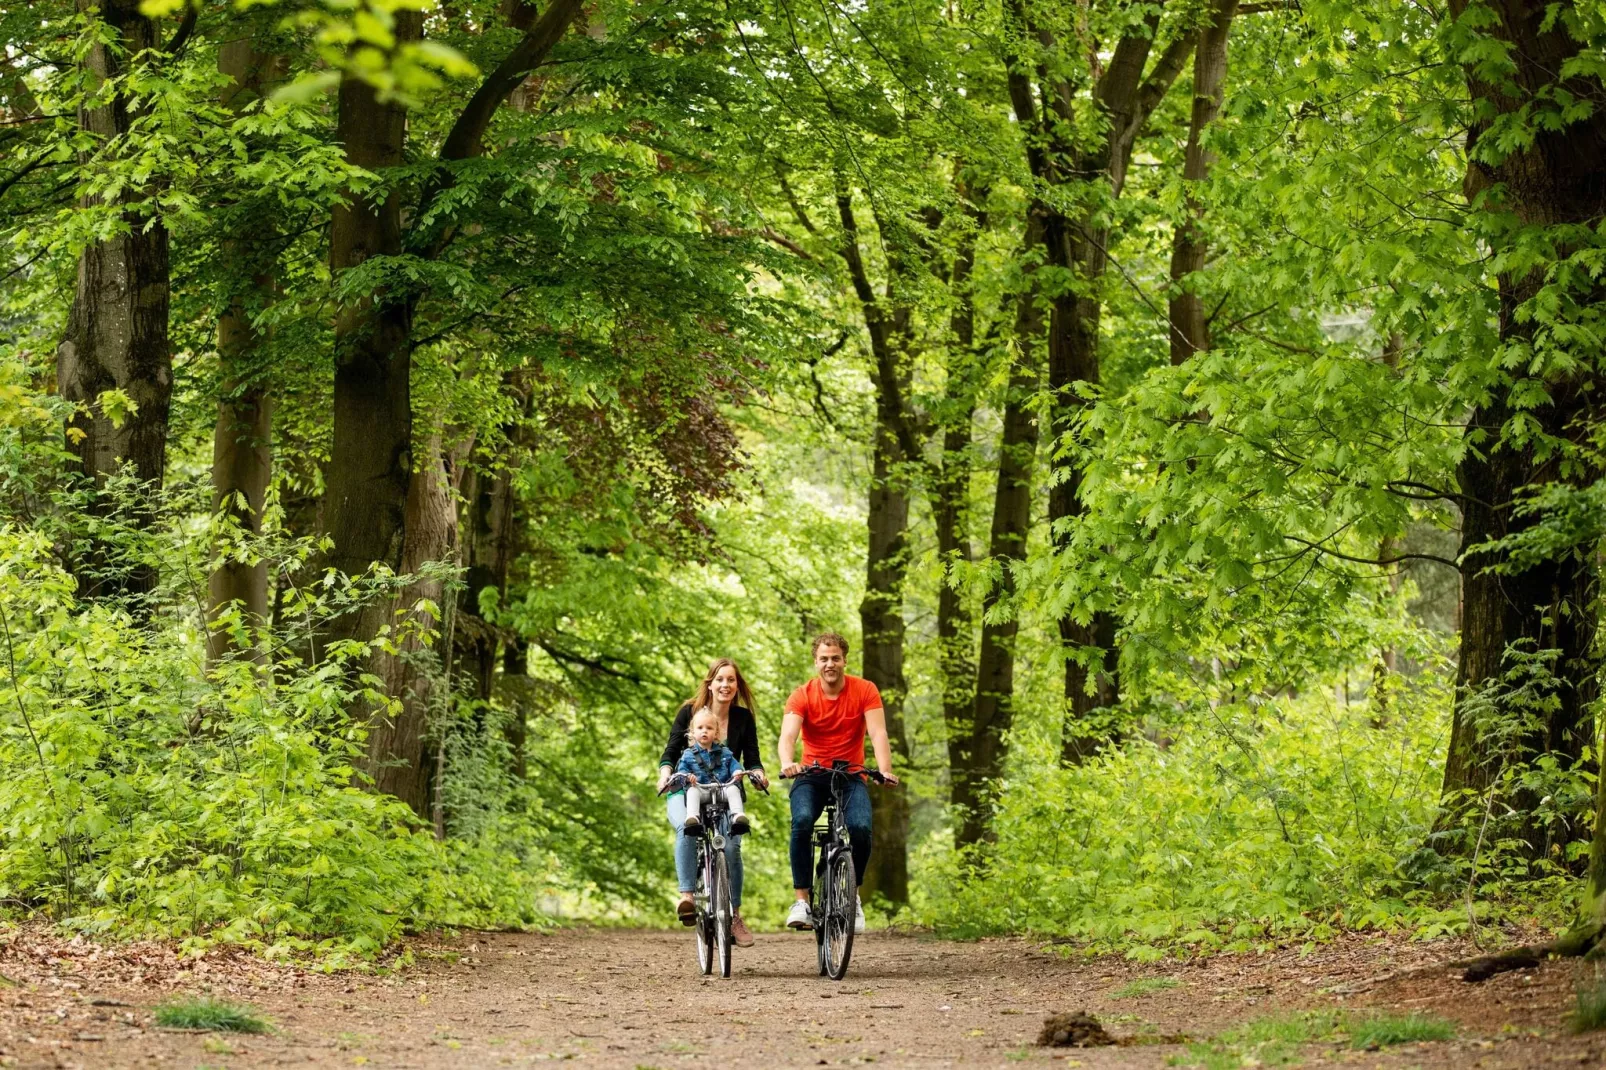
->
<box><xmin>778</xmin><ymin>710</ymin><xmax>804</xmax><ymax>777</ymax></box>
<box><xmin>863</xmin><ymin>706</ymin><xmax>900</xmax><ymax>785</ymax></box>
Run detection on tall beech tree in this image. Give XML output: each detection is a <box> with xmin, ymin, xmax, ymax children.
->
<box><xmin>321</xmin><ymin>0</ymin><xmax>587</xmax><ymax>812</ymax></box>
<box><xmin>1167</xmin><ymin>0</ymin><xmax>1238</xmax><ymax>366</ymax></box>
<box><xmin>207</xmin><ymin>36</ymin><xmax>284</xmax><ymax>663</ymax></box>
<box><xmin>1000</xmin><ymin>0</ymin><xmax>1192</xmax><ymax>764</ymax></box>
<box><xmin>953</xmin><ymin>217</ymin><xmax>1043</xmax><ymax>851</ymax></box>
<box><xmin>1435</xmin><ymin>0</ymin><xmax>1606</xmax><ymax>858</ymax></box>
<box><xmin>57</xmin><ymin>0</ymin><xmax>187</xmax><ymax>600</ymax></box>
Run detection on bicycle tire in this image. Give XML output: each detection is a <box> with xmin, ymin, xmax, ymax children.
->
<box><xmin>823</xmin><ymin>850</ymin><xmax>856</xmax><ymax>980</ymax></box>
<box><xmin>812</xmin><ymin>858</ymin><xmax>828</xmax><ymax>976</ymax></box>
<box><xmin>694</xmin><ymin>843</ymin><xmax>713</xmax><ymax>976</ymax></box>
<box><xmin>713</xmin><ymin>847</ymin><xmax>732</xmax><ymax>978</ymax></box>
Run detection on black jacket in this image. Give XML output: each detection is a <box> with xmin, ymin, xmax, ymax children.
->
<box><xmin>659</xmin><ymin>702</ymin><xmax>764</xmax><ymax>773</ymax></box>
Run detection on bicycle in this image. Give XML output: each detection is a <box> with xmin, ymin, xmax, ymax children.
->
<box><xmin>660</xmin><ymin>771</ymin><xmax>766</xmax><ymax>978</ymax></box>
<box><xmin>783</xmin><ymin>760</ymin><xmax>885</xmax><ymax>981</ymax></box>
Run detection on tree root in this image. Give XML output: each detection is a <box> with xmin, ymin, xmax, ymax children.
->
<box><xmin>1454</xmin><ymin>921</ymin><xmax>1603</xmax><ymax>982</ymax></box>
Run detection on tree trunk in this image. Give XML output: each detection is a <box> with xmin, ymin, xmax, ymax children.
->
<box><xmin>1167</xmin><ymin>0</ymin><xmax>1238</xmax><ymax>366</ymax></box>
<box><xmin>1003</xmin><ymin>11</ymin><xmax>1189</xmax><ymax>764</ymax></box>
<box><xmin>323</xmin><ymin>21</ymin><xmax>420</xmax><ymax>606</ymax></box>
<box><xmin>455</xmin><ymin>458</ymin><xmax>516</xmax><ymax>704</ymax></box>
<box><xmin>207</xmin><ymin>39</ymin><xmax>285</xmax><ymax>664</ymax></box>
<box><xmin>499</xmin><ymin>637</ymin><xmax>531</xmax><ymax>780</ymax></box>
<box><xmin>955</xmin><ymin>219</ymin><xmax>1043</xmax><ymax>850</ymax></box>
<box><xmin>1437</xmin><ymin>0</ymin><xmax>1606</xmax><ymax>861</ymax></box>
<box><xmin>366</xmin><ymin>435</ymin><xmax>457</xmax><ymax>816</ymax></box>
<box><xmin>859</xmin><ymin>426</ymin><xmax>912</xmax><ymax>908</ymax></box>
<box><xmin>936</xmin><ymin>208</ymin><xmax>981</xmax><ymax>781</ymax></box>
<box><xmin>836</xmin><ymin>189</ymin><xmax>913</xmax><ymax>910</ymax></box>
<box><xmin>57</xmin><ymin>0</ymin><xmax>172</xmax><ymax>601</ymax></box>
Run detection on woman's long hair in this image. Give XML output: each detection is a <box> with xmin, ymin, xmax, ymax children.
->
<box><xmin>689</xmin><ymin>657</ymin><xmax>756</xmax><ymax>716</ymax></box>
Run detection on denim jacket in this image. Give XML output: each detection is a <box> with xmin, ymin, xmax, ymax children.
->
<box><xmin>676</xmin><ymin>742</ymin><xmax>741</xmax><ymax>784</ymax></box>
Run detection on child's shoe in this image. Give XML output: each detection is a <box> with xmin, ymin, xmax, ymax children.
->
<box><xmin>729</xmin><ymin>814</ymin><xmax>751</xmax><ymax>835</ymax></box>
<box><xmin>682</xmin><ymin>815</ymin><xmax>703</xmax><ymax>835</ymax></box>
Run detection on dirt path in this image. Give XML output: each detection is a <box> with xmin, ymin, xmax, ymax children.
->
<box><xmin>0</xmin><ymin>925</ymin><xmax>1598</xmax><ymax>1069</ymax></box>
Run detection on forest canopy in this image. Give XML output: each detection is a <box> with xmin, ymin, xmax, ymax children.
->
<box><xmin>1</xmin><ymin>0</ymin><xmax>1605</xmax><ymax>962</ymax></box>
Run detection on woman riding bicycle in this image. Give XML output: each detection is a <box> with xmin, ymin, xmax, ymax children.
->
<box><xmin>658</xmin><ymin>657</ymin><xmax>768</xmax><ymax>946</ymax></box>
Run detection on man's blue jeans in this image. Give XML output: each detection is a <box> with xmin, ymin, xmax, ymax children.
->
<box><xmin>788</xmin><ymin>774</ymin><xmax>871</xmax><ymax>891</ymax></box>
<box><xmin>666</xmin><ymin>791</ymin><xmax>744</xmax><ymax>907</ymax></box>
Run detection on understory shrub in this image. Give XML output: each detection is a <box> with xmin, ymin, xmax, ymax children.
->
<box><xmin>912</xmin><ymin>667</ymin><xmax>1577</xmax><ymax>955</ymax></box>
<box><xmin>0</xmin><ymin>524</ymin><xmax>557</xmax><ymax>958</ymax></box>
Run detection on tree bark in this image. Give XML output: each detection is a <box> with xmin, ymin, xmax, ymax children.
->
<box><xmin>837</xmin><ymin>189</ymin><xmax>913</xmax><ymax>910</ymax></box>
<box><xmin>207</xmin><ymin>39</ymin><xmax>285</xmax><ymax>664</ymax></box>
<box><xmin>936</xmin><ymin>203</ymin><xmax>981</xmax><ymax>780</ymax></box>
<box><xmin>1002</xmin><ymin>5</ymin><xmax>1190</xmax><ymax>763</ymax></box>
<box><xmin>324</xmin><ymin>1</ymin><xmax>586</xmax><ymax>815</ymax></box>
<box><xmin>1167</xmin><ymin>0</ymin><xmax>1238</xmax><ymax>366</ymax></box>
<box><xmin>955</xmin><ymin>216</ymin><xmax>1043</xmax><ymax>851</ymax></box>
<box><xmin>57</xmin><ymin>0</ymin><xmax>173</xmax><ymax>601</ymax></box>
<box><xmin>366</xmin><ymin>434</ymin><xmax>457</xmax><ymax>815</ymax></box>
<box><xmin>1437</xmin><ymin>0</ymin><xmax>1606</xmax><ymax>860</ymax></box>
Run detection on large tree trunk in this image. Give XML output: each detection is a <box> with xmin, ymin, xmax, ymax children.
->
<box><xmin>366</xmin><ymin>435</ymin><xmax>458</xmax><ymax>816</ymax></box>
<box><xmin>207</xmin><ymin>39</ymin><xmax>285</xmax><ymax>664</ymax></box>
<box><xmin>936</xmin><ymin>208</ymin><xmax>981</xmax><ymax>781</ymax></box>
<box><xmin>1438</xmin><ymin>0</ymin><xmax>1606</xmax><ymax>861</ymax></box>
<box><xmin>323</xmin><ymin>22</ymin><xmax>419</xmax><ymax>607</ymax></box>
<box><xmin>324</xmin><ymin>12</ymin><xmax>428</xmax><ymax>809</ymax></box>
<box><xmin>57</xmin><ymin>0</ymin><xmax>172</xmax><ymax>601</ymax></box>
<box><xmin>1167</xmin><ymin>0</ymin><xmax>1238</xmax><ymax>366</ymax></box>
<box><xmin>836</xmin><ymin>189</ymin><xmax>913</xmax><ymax>910</ymax></box>
<box><xmin>1004</xmin><ymin>9</ymin><xmax>1190</xmax><ymax>764</ymax></box>
<box><xmin>455</xmin><ymin>458</ymin><xmax>516</xmax><ymax>705</ymax></box>
<box><xmin>954</xmin><ymin>220</ymin><xmax>1043</xmax><ymax>851</ymax></box>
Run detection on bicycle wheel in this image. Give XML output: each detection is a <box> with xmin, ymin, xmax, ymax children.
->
<box><xmin>812</xmin><ymin>859</ymin><xmax>829</xmax><ymax>976</ymax></box>
<box><xmin>694</xmin><ymin>843</ymin><xmax>713</xmax><ymax>976</ymax></box>
<box><xmin>822</xmin><ymin>849</ymin><xmax>856</xmax><ymax>980</ymax></box>
<box><xmin>712</xmin><ymin>847</ymin><xmax>732</xmax><ymax>978</ymax></box>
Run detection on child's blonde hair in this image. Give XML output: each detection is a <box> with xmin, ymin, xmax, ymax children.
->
<box><xmin>685</xmin><ymin>707</ymin><xmax>720</xmax><ymax>747</ymax></box>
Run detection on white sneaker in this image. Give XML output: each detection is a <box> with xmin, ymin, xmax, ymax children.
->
<box><xmin>785</xmin><ymin>899</ymin><xmax>812</xmax><ymax>930</ymax></box>
<box><xmin>855</xmin><ymin>896</ymin><xmax>866</xmax><ymax>934</ymax></box>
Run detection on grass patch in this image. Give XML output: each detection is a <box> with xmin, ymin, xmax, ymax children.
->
<box><xmin>1113</xmin><ymin>976</ymin><xmax>1182</xmax><ymax>998</ymax></box>
<box><xmin>1573</xmin><ymin>980</ymin><xmax>1606</xmax><ymax>1033</ymax></box>
<box><xmin>1347</xmin><ymin>1012</ymin><xmax>1454</xmax><ymax>1048</ymax></box>
<box><xmin>153</xmin><ymin>996</ymin><xmax>270</xmax><ymax>1033</ymax></box>
<box><xmin>1169</xmin><ymin>1009</ymin><xmax>1452</xmax><ymax>1068</ymax></box>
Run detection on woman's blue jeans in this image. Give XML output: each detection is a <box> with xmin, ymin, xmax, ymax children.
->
<box><xmin>666</xmin><ymin>791</ymin><xmax>744</xmax><ymax>908</ymax></box>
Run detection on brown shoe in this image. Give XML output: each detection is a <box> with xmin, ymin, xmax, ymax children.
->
<box><xmin>676</xmin><ymin>895</ymin><xmax>696</xmax><ymax>926</ymax></box>
<box><xmin>731</xmin><ymin>913</ymin><xmax>754</xmax><ymax>948</ymax></box>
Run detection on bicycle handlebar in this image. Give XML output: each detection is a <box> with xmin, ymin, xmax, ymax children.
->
<box><xmin>780</xmin><ymin>763</ymin><xmax>887</xmax><ymax>784</ymax></box>
<box><xmin>657</xmin><ymin>770</ymin><xmax>769</xmax><ymax>796</ymax></box>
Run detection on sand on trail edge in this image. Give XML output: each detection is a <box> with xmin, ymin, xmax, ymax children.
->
<box><xmin>0</xmin><ymin>925</ymin><xmax>1595</xmax><ymax>1068</ymax></box>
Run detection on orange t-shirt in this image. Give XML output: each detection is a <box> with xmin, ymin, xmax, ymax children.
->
<box><xmin>785</xmin><ymin>675</ymin><xmax>883</xmax><ymax>768</ymax></box>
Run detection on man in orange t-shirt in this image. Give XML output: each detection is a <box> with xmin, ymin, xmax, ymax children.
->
<box><xmin>777</xmin><ymin>632</ymin><xmax>900</xmax><ymax>933</ymax></box>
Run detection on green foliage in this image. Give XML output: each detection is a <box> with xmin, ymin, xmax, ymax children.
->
<box><xmin>1173</xmin><ymin>1010</ymin><xmax>1452</xmax><ymax>1069</ymax></box>
<box><xmin>153</xmin><ymin>996</ymin><xmax>270</xmax><ymax>1034</ymax></box>
<box><xmin>1346</xmin><ymin>1012</ymin><xmax>1454</xmax><ymax>1048</ymax></box>
<box><xmin>1572</xmin><ymin>975</ymin><xmax>1606</xmax><ymax>1033</ymax></box>
<box><xmin>914</xmin><ymin>677</ymin><xmax>1458</xmax><ymax>953</ymax></box>
<box><xmin>1111</xmin><ymin>977</ymin><xmax>1181</xmax><ymax>999</ymax></box>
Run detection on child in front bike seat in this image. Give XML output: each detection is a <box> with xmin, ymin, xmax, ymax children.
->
<box><xmin>677</xmin><ymin>709</ymin><xmax>750</xmax><ymax>836</ymax></box>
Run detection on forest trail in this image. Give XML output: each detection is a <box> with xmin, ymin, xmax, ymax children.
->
<box><xmin>0</xmin><ymin>927</ymin><xmax>1597</xmax><ymax>1069</ymax></box>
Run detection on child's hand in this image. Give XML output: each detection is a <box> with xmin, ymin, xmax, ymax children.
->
<box><xmin>687</xmin><ymin>774</ymin><xmax>699</xmax><ymax>784</ymax></box>
<box><xmin>732</xmin><ymin>770</ymin><xmax>746</xmax><ymax>781</ymax></box>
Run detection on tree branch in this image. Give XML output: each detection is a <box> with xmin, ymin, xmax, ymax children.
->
<box><xmin>1282</xmin><ymin>534</ymin><xmax>1461</xmax><ymax>571</ymax></box>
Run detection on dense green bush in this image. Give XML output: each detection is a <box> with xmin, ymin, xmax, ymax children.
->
<box><xmin>0</xmin><ymin>523</ymin><xmax>554</xmax><ymax>958</ymax></box>
<box><xmin>910</xmin><ymin>664</ymin><xmax>1578</xmax><ymax>956</ymax></box>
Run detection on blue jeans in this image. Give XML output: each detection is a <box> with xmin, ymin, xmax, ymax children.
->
<box><xmin>788</xmin><ymin>774</ymin><xmax>871</xmax><ymax>891</ymax></box>
<box><xmin>666</xmin><ymin>791</ymin><xmax>744</xmax><ymax>908</ymax></box>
